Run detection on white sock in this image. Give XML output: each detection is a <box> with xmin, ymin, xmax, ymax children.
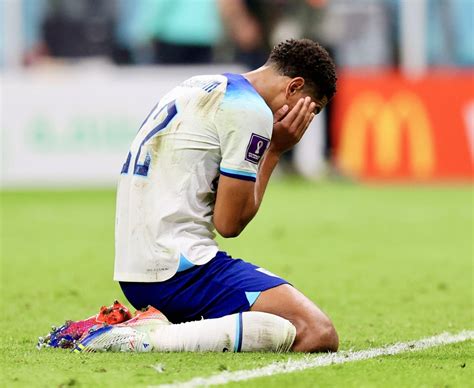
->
<box><xmin>147</xmin><ymin>311</ymin><xmax>296</xmax><ymax>352</ymax></box>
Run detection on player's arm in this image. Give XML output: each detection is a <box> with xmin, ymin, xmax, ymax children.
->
<box><xmin>214</xmin><ymin>97</ymin><xmax>316</xmax><ymax>238</ymax></box>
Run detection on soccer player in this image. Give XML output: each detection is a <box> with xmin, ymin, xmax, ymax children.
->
<box><xmin>80</xmin><ymin>39</ymin><xmax>338</xmax><ymax>353</ymax></box>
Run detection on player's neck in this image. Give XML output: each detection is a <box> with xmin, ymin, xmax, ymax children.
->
<box><xmin>243</xmin><ymin>66</ymin><xmax>287</xmax><ymax>114</ymax></box>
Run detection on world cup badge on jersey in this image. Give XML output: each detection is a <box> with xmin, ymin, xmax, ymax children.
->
<box><xmin>245</xmin><ymin>134</ymin><xmax>270</xmax><ymax>164</ymax></box>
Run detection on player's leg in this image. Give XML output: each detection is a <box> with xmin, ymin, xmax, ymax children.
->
<box><xmin>77</xmin><ymin>308</ymin><xmax>296</xmax><ymax>353</ymax></box>
<box><xmin>251</xmin><ymin>284</ymin><xmax>338</xmax><ymax>352</ymax></box>
<box><xmin>147</xmin><ymin>310</ymin><xmax>296</xmax><ymax>352</ymax></box>
<box><xmin>92</xmin><ymin>252</ymin><xmax>334</xmax><ymax>353</ymax></box>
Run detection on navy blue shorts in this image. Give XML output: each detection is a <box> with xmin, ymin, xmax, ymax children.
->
<box><xmin>119</xmin><ymin>251</ymin><xmax>288</xmax><ymax>323</ymax></box>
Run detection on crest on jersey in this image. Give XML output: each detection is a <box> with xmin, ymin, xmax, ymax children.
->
<box><xmin>245</xmin><ymin>134</ymin><xmax>269</xmax><ymax>164</ymax></box>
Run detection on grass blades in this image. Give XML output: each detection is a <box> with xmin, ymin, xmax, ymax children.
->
<box><xmin>1</xmin><ymin>179</ymin><xmax>472</xmax><ymax>387</ymax></box>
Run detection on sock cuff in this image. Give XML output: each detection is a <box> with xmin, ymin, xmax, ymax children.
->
<box><xmin>234</xmin><ymin>312</ymin><xmax>243</xmax><ymax>352</ymax></box>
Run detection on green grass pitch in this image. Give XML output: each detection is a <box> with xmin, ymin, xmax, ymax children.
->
<box><xmin>1</xmin><ymin>179</ymin><xmax>472</xmax><ymax>387</ymax></box>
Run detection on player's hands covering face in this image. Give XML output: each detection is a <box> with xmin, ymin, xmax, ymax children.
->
<box><xmin>270</xmin><ymin>97</ymin><xmax>317</xmax><ymax>155</ymax></box>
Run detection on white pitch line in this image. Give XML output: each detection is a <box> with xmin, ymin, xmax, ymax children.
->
<box><xmin>154</xmin><ymin>330</ymin><xmax>474</xmax><ymax>388</ymax></box>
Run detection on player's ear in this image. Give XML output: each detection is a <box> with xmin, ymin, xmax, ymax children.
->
<box><xmin>285</xmin><ymin>77</ymin><xmax>305</xmax><ymax>99</ymax></box>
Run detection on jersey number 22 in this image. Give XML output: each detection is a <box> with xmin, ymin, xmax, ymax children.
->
<box><xmin>121</xmin><ymin>100</ymin><xmax>177</xmax><ymax>177</ymax></box>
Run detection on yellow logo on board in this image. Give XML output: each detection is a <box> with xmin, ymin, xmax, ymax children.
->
<box><xmin>339</xmin><ymin>92</ymin><xmax>435</xmax><ymax>178</ymax></box>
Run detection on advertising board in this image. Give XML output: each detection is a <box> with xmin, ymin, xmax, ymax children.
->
<box><xmin>332</xmin><ymin>71</ymin><xmax>474</xmax><ymax>181</ymax></box>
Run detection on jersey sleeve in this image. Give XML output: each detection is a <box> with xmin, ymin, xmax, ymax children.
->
<box><xmin>215</xmin><ymin>98</ymin><xmax>272</xmax><ymax>182</ymax></box>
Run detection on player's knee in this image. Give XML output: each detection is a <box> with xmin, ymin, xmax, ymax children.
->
<box><xmin>313</xmin><ymin>318</ymin><xmax>338</xmax><ymax>352</ymax></box>
<box><xmin>294</xmin><ymin>315</ymin><xmax>339</xmax><ymax>353</ymax></box>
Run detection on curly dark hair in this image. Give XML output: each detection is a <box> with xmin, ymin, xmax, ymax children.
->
<box><xmin>267</xmin><ymin>39</ymin><xmax>337</xmax><ymax>101</ymax></box>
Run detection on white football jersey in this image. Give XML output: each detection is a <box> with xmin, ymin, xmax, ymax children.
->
<box><xmin>114</xmin><ymin>73</ymin><xmax>273</xmax><ymax>282</ymax></box>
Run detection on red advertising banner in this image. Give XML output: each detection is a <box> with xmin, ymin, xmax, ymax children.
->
<box><xmin>332</xmin><ymin>71</ymin><xmax>474</xmax><ymax>181</ymax></box>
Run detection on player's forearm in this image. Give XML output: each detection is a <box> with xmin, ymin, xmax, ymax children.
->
<box><xmin>254</xmin><ymin>147</ymin><xmax>281</xmax><ymax>211</ymax></box>
<box><xmin>234</xmin><ymin>148</ymin><xmax>281</xmax><ymax>232</ymax></box>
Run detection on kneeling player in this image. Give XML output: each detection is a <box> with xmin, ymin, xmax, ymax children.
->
<box><xmin>81</xmin><ymin>39</ymin><xmax>338</xmax><ymax>353</ymax></box>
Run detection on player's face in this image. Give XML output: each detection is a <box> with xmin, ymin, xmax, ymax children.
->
<box><xmin>285</xmin><ymin>78</ymin><xmax>328</xmax><ymax>115</ymax></box>
<box><xmin>288</xmin><ymin>92</ymin><xmax>328</xmax><ymax>116</ymax></box>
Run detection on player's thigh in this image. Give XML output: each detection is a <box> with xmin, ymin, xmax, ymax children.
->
<box><xmin>251</xmin><ymin>284</ymin><xmax>329</xmax><ymax>323</ymax></box>
<box><xmin>250</xmin><ymin>284</ymin><xmax>339</xmax><ymax>352</ymax></box>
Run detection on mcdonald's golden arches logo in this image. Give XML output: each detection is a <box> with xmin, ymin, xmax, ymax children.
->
<box><xmin>339</xmin><ymin>91</ymin><xmax>435</xmax><ymax>178</ymax></box>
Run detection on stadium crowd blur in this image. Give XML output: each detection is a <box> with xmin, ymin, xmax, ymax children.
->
<box><xmin>1</xmin><ymin>0</ymin><xmax>473</xmax><ymax>176</ymax></box>
<box><xmin>5</xmin><ymin>0</ymin><xmax>473</xmax><ymax>68</ymax></box>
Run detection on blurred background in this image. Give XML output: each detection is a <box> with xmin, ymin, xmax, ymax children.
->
<box><xmin>0</xmin><ymin>0</ymin><xmax>473</xmax><ymax>187</ymax></box>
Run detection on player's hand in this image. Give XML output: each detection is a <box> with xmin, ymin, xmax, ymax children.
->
<box><xmin>270</xmin><ymin>97</ymin><xmax>317</xmax><ymax>155</ymax></box>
